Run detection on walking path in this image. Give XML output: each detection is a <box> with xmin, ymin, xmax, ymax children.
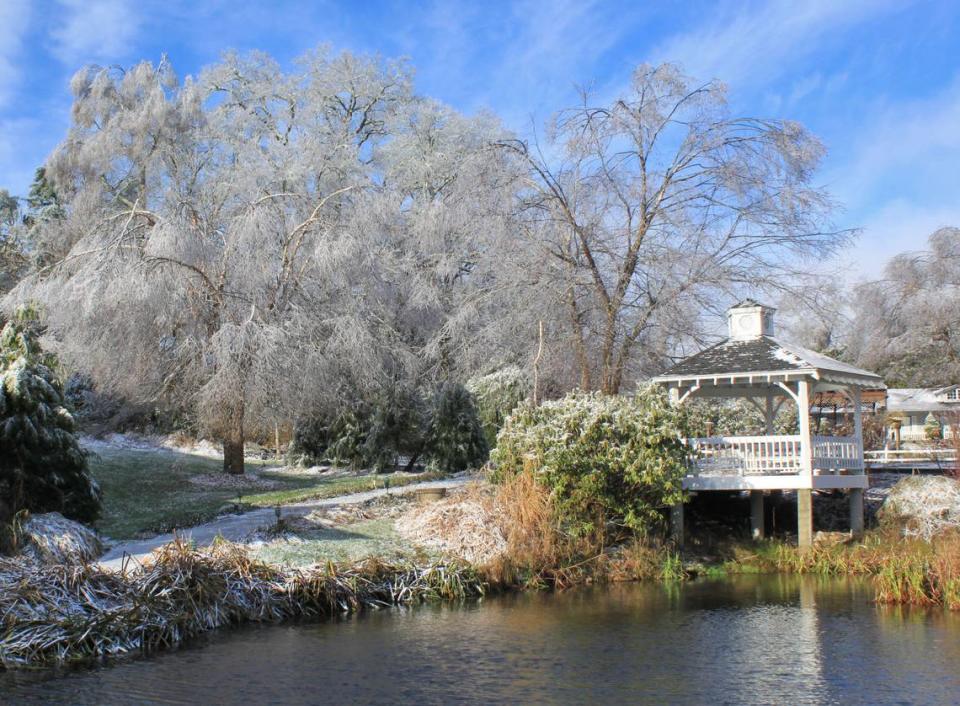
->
<box><xmin>99</xmin><ymin>477</ymin><xmax>468</xmax><ymax>570</ymax></box>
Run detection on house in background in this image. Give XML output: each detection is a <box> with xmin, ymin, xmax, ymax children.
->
<box><xmin>885</xmin><ymin>387</ymin><xmax>960</xmax><ymax>444</ymax></box>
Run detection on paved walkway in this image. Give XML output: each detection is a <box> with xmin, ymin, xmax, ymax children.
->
<box><xmin>99</xmin><ymin>477</ymin><xmax>467</xmax><ymax>570</ymax></box>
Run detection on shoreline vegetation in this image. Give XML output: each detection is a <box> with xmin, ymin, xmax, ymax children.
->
<box><xmin>2</xmin><ymin>473</ymin><xmax>959</xmax><ymax>670</ymax></box>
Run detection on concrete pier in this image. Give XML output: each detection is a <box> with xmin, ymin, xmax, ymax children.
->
<box><xmin>750</xmin><ymin>490</ymin><xmax>765</xmax><ymax>540</ymax></box>
<box><xmin>798</xmin><ymin>489</ymin><xmax>813</xmax><ymax>548</ymax></box>
<box><xmin>670</xmin><ymin>502</ymin><xmax>684</xmax><ymax>547</ymax></box>
<box><xmin>849</xmin><ymin>487</ymin><xmax>864</xmax><ymax>536</ymax></box>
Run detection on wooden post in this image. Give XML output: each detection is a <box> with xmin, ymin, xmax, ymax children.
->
<box><xmin>764</xmin><ymin>389</ymin><xmax>775</xmax><ymax>434</ymax></box>
<box><xmin>849</xmin><ymin>488</ymin><xmax>864</xmax><ymax>537</ymax></box>
<box><xmin>670</xmin><ymin>502</ymin><xmax>684</xmax><ymax>548</ymax></box>
<box><xmin>852</xmin><ymin>386</ymin><xmax>864</xmax><ymax>472</ymax></box>
<box><xmin>750</xmin><ymin>490</ymin><xmax>764</xmax><ymax>540</ymax></box>
<box><xmin>798</xmin><ymin>488</ymin><xmax>814</xmax><ymax>548</ymax></box>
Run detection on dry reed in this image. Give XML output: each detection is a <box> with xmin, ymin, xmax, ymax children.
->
<box><xmin>0</xmin><ymin>537</ymin><xmax>486</xmax><ymax>669</ymax></box>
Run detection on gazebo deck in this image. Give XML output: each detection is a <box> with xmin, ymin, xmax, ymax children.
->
<box><xmin>684</xmin><ymin>431</ymin><xmax>868</xmax><ymax>490</ymax></box>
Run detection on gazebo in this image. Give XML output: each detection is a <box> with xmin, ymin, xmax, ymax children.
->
<box><xmin>653</xmin><ymin>300</ymin><xmax>885</xmax><ymax>547</ymax></box>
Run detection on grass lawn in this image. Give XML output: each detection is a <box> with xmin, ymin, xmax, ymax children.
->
<box><xmin>251</xmin><ymin>518</ymin><xmax>414</xmax><ymax>567</ymax></box>
<box><xmin>88</xmin><ymin>446</ymin><xmax>432</xmax><ymax>540</ymax></box>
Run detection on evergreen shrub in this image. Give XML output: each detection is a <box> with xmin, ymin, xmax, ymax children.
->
<box><xmin>491</xmin><ymin>385</ymin><xmax>689</xmax><ymax>539</ymax></box>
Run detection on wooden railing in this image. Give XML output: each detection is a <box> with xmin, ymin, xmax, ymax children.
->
<box><xmin>686</xmin><ymin>435</ymin><xmax>802</xmax><ymax>476</ymax></box>
<box><xmin>686</xmin><ymin>435</ymin><xmax>864</xmax><ymax>476</ymax></box>
<box><xmin>812</xmin><ymin>435</ymin><xmax>863</xmax><ymax>471</ymax></box>
<box><xmin>865</xmin><ymin>448</ymin><xmax>958</xmax><ymax>465</ymax></box>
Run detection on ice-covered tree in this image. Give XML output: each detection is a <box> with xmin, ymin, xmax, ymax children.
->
<box><xmin>504</xmin><ymin>63</ymin><xmax>849</xmax><ymax>393</ymax></box>
<box><xmin>847</xmin><ymin>227</ymin><xmax>960</xmax><ymax>387</ymax></box>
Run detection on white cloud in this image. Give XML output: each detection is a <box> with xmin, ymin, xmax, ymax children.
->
<box><xmin>649</xmin><ymin>0</ymin><xmax>903</xmax><ymax>89</ymax></box>
<box><xmin>0</xmin><ymin>0</ymin><xmax>31</xmax><ymax>109</ymax></box>
<box><xmin>826</xmin><ymin>79</ymin><xmax>960</xmax><ymax>279</ymax></box>
<box><xmin>49</xmin><ymin>0</ymin><xmax>139</xmax><ymax>67</ymax></box>
<box><xmin>851</xmin><ymin>200</ymin><xmax>960</xmax><ymax>279</ymax></box>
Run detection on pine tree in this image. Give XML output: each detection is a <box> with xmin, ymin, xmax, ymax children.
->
<box><xmin>424</xmin><ymin>383</ymin><xmax>488</xmax><ymax>474</ymax></box>
<box><xmin>0</xmin><ymin>308</ymin><xmax>101</xmax><ymax>528</ymax></box>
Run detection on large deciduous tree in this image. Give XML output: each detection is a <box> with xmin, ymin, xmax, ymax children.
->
<box><xmin>10</xmin><ymin>52</ymin><xmax>411</xmax><ymax>474</ymax></box>
<box><xmin>847</xmin><ymin>227</ymin><xmax>960</xmax><ymax>387</ymax></box>
<box><xmin>505</xmin><ymin>64</ymin><xmax>848</xmax><ymax>393</ymax></box>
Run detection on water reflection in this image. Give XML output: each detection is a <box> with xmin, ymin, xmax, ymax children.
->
<box><xmin>3</xmin><ymin>576</ymin><xmax>959</xmax><ymax>705</ymax></box>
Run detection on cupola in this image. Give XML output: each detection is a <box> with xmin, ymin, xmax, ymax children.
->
<box><xmin>726</xmin><ymin>299</ymin><xmax>775</xmax><ymax>341</ymax></box>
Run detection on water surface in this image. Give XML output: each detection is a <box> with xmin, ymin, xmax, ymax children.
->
<box><xmin>3</xmin><ymin>576</ymin><xmax>959</xmax><ymax>705</ymax></box>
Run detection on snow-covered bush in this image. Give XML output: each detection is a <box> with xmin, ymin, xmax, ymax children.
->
<box><xmin>466</xmin><ymin>366</ymin><xmax>530</xmax><ymax>448</ymax></box>
<box><xmin>0</xmin><ymin>308</ymin><xmax>101</xmax><ymax>543</ymax></box>
<box><xmin>879</xmin><ymin>475</ymin><xmax>960</xmax><ymax>539</ymax></box>
<box><xmin>21</xmin><ymin>512</ymin><xmax>104</xmax><ymax>564</ymax></box>
<box><xmin>491</xmin><ymin>385</ymin><xmax>689</xmax><ymax>539</ymax></box>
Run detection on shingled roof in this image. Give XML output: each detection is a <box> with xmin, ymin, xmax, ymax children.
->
<box><xmin>654</xmin><ymin>335</ymin><xmax>884</xmax><ymax>386</ymax></box>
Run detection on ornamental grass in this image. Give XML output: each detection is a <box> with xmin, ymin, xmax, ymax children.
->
<box><xmin>0</xmin><ymin>537</ymin><xmax>485</xmax><ymax>669</ymax></box>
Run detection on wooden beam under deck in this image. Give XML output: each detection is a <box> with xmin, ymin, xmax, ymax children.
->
<box><xmin>683</xmin><ymin>473</ymin><xmax>869</xmax><ymax>491</ymax></box>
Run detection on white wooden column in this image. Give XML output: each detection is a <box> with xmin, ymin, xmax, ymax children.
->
<box><xmin>852</xmin><ymin>386</ymin><xmax>864</xmax><ymax>471</ymax></box>
<box><xmin>798</xmin><ymin>380</ymin><xmax>813</xmax><ymax>478</ymax></box>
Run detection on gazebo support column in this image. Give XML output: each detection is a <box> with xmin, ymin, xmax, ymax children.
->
<box><xmin>849</xmin><ymin>488</ymin><xmax>864</xmax><ymax>536</ymax></box>
<box><xmin>670</xmin><ymin>502</ymin><xmax>684</xmax><ymax>547</ymax></box>
<box><xmin>750</xmin><ymin>490</ymin><xmax>764</xmax><ymax>540</ymax></box>
<box><xmin>797</xmin><ymin>489</ymin><xmax>814</xmax><ymax>548</ymax></box>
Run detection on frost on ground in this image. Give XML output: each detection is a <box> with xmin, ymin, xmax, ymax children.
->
<box><xmin>394</xmin><ymin>484</ymin><xmax>506</xmax><ymax>565</ymax></box>
<box><xmin>81</xmin><ymin>432</ymin><xmax>266</xmax><ymax>459</ymax></box>
<box><xmin>20</xmin><ymin>513</ymin><xmax>104</xmax><ymax>565</ymax></box>
<box><xmin>879</xmin><ymin>475</ymin><xmax>960</xmax><ymax>539</ymax></box>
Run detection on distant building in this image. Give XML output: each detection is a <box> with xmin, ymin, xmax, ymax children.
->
<box><xmin>886</xmin><ymin>387</ymin><xmax>960</xmax><ymax>443</ymax></box>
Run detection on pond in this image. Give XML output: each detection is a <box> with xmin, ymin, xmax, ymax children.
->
<box><xmin>3</xmin><ymin>576</ymin><xmax>959</xmax><ymax>705</ymax></box>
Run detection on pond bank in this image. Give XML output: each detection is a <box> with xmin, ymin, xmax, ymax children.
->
<box><xmin>5</xmin><ymin>576</ymin><xmax>960</xmax><ymax>705</ymax></box>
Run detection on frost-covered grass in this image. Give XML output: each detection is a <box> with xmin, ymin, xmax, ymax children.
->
<box><xmin>88</xmin><ymin>447</ymin><xmax>420</xmax><ymax>540</ymax></box>
<box><xmin>251</xmin><ymin>518</ymin><xmax>414</xmax><ymax>567</ymax></box>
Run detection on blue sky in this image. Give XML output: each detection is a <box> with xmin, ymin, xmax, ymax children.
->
<box><xmin>1</xmin><ymin>0</ymin><xmax>958</xmax><ymax>277</ymax></box>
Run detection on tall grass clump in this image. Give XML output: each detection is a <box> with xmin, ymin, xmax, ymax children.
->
<box><xmin>727</xmin><ymin>529</ymin><xmax>960</xmax><ymax>609</ymax></box>
<box><xmin>0</xmin><ymin>538</ymin><xmax>487</xmax><ymax>669</ymax></box>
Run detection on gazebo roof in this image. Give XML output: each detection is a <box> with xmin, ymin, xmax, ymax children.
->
<box><xmin>654</xmin><ymin>335</ymin><xmax>884</xmax><ymax>387</ymax></box>
<box><xmin>653</xmin><ymin>300</ymin><xmax>884</xmax><ymax>390</ymax></box>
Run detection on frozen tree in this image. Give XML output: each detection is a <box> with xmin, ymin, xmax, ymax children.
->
<box><xmin>503</xmin><ymin>64</ymin><xmax>849</xmax><ymax>393</ymax></box>
<box><xmin>0</xmin><ymin>190</ymin><xmax>27</xmax><ymax>294</ymax></box>
<box><xmin>9</xmin><ymin>51</ymin><xmax>413</xmax><ymax>474</ymax></box>
<box><xmin>848</xmin><ymin>227</ymin><xmax>960</xmax><ymax>386</ymax></box>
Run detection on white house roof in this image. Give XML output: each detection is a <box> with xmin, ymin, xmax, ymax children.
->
<box><xmin>653</xmin><ymin>335</ymin><xmax>885</xmax><ymax>388</ymax></box>
<box><xmin>887</xmin><ymin>387</ymin><xmax>960</xmax><ymax>413</ymax></box>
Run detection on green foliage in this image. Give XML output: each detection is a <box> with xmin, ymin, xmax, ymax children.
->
<box><xmin>0</xmin><ymin>308</ymin><xmax>102</xmax><ymax>531</ymax></box>
<box><xmin>363</xmin><ymin>390</ymin><xmax>426</xmax><ymax>472</ymax></box>
<box><xmin>423</xmin><ymin>383</ymin><xmax>488</xmax><ymax>473</ymax></box>
<box><xmin>924</xmin><ymin>413</ymin><xmax>942</xmax><ymax>441</ymax></box>
<box><xmin>466</xmin><ymin>366</ymin><xmax>531</xmax><ymax>448</ymax></box>
<box><xmin>290</xmin><ymin>385</ymin><xmax>486</xmax><ymax>474</ymax></box>
<box><xmin>491</xmin><ymin>385</ymin><xmax>689</xmax><ymax>539</ymax></box>
<box><xmin>325</xmin><ymin>409</ymin><xmax>371</xmax><ymax>470</ymax></box>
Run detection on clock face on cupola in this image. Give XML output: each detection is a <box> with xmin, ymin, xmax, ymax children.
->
<box><xmin>727</xmin><ymin>300</ymin><xmax>775</xmax><ymax>341</ymax></box>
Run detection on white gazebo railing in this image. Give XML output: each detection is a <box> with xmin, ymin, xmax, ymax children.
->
<box><xmin>687</xmin><ymin>434</ymin><xmax>863</xmax><ymax>477</ymax></box>
<box><xmin>811</xmin><ymin>435</ymin><xmax>863</xmax><ymax>471</ymax></box>
<box><xmin>686</xmin><ymin>435</ymin><xmax>802</xmax><ymax>475</ymax></box>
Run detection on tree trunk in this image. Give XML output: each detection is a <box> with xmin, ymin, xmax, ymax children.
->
<box><xmin>223</xmin><ymin>425</ymin><xmax>245</xmax><ymax>475</ymax></box>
